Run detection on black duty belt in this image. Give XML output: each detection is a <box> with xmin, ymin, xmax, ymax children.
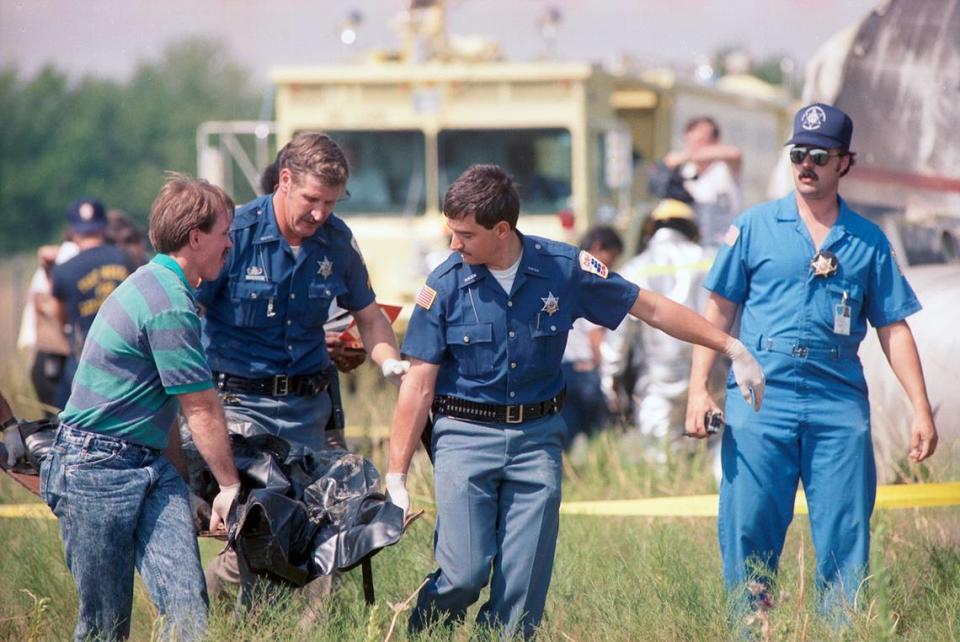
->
<box><xmin>214</xmin><ymin>371</ymin><xmax>330</xmax><ymax>398</ymax></box>
<box><xmin>432</xmin><ymin>389</ymin><xmax>565</xmax><ymax>425</ymax></box>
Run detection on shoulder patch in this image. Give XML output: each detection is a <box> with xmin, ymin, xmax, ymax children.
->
<box><xmin>578</xmin><ymin>250</ymin><xmax>608</xmax><ymax>278</ymax></box>
<box><xmin>723</xmin><ymin>225</ymin><xmax>740</xmax><ymax>247</ymax></box>
<box><xmin>416</xmin><ymin>285</ymin><xmax>437</xmax><ymax>310</ymax></box>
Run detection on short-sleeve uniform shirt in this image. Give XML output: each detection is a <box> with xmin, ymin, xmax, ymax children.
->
<box><xmin>197</xmin><ymin>194</ymin><xmax>376</xmax><ymax>378</ymax></box>
<box><xmin>402</xmin><ymin>233</ymin><xmax>640</xmax><ymax>404</ymax></box>
<box><xmin>706</xmin><ymin>193</ymin><xmax>920</xmax><ymax>400</ymax></box>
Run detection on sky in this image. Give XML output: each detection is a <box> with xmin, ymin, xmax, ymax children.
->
<box><xmin>1</xmin><ymin>0</ymin><xmax>881</xmax><ymax>83</ymax></box>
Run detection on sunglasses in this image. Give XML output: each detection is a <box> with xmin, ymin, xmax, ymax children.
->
<box><xmin>789</xmin><ymin>146</ymin><xmax>845</xmax><ymax>166</ymax></box>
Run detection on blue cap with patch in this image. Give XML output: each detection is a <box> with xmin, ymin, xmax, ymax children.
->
<box><xmin>66</xmin><ymin>198</ymin><xmax>107</xmax><ymax>235</ymax></box>
<box><xmin>785</xmin><ymin>103</ymin><xmax>853</xmax><ymax>151</ymax></box>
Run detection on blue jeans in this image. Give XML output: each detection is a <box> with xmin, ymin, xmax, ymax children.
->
<box><xmin>41</xmin><ymin>426</ymin><xmax>208</xmax><ymax>641</ymax></box>
<box><xmin>410</xmin><ymin>413</ymin><xmax>565</xmax><ymax>640</ymax></box>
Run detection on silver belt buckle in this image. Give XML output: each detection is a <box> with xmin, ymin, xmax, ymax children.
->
<box><xmin>791</xmin><ymin>345</ymin><xmax>808</xmax><ymax>358</ymax></box>
<box><xmin>273</xmin><ymin>374</ymin><xmax>289</xmax><ymax>396</ymax></box>
<box><xmin>505</xmin><ymin>405</ymin><xmax>524</xmax><ymax>424</ymax></box>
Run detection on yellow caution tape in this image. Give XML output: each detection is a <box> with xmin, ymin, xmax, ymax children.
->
<box><xmin>624</xmin><ymin>259</ymin><xmax>714</xmax><ymax>277</ymax></box>
<box><xmin>560</xmin><ymin>482</ymin><xmax>960</xmax><ymax>517</ymax></box>
<box><xmin>3</xmin><ymin>483</ymin><xmax>957</xmax><ymax>521</ymax></box>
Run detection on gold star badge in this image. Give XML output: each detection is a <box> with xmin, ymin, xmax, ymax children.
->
<box><xmin>810</xmin><ymin>251</ymin><xmax>838</xmax><ymax>278</ymax></box>
<box><xmin>540</xmin><ymin>292</ymin><xmax>560</xmax><ymax>316</ymax></box>
<box><xmin>318</xmin><ymin>256</ymin><xmax>333</xmax><ymax>279</ymax></box>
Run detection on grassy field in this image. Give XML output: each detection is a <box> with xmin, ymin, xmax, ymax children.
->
<box><xmin>2</xmin><ymin>409</ymin><xmax>959</xmax><ymax>641</ymax></box>
<box><xmin>1</xmin><ymin>260</ymin><xmax>958</xmax><ymax>640</ymax></box>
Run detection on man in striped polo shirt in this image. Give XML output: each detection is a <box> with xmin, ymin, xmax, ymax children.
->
<box><xmin>41</xmin><ymin>174</ymin><xmax>241</xmax><ymax>642</ymax></box>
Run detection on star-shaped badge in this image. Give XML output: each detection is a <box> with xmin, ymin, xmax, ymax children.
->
<box><xmin>810</xmin><ymin>251</ymin><xmax>838</xmax><ymax>278</ymax></box>
<box><xmin>540</xmin><ymin>291</ymin><xmax>560</xmax><ymax>316</ymax></box>
<box><xmin>318</xmin><ymin>256</ymin><xmax>333</xmax><ymax>279</ymax></box>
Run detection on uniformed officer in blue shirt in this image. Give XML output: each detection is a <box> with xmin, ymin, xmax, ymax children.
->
<box><xmin>385</xmin><ymin>164</ymin><xmax>767</xmax><ymax>639</ymax></box>
<box><xmin>685</xmin><ymin>104</ymin><xmax>938</xmax><ymax>617</ymax></box>
<box><xmin>197</xmin><ymin>132</ymin><xmax>410</xmax><ymax>598</ymax></box>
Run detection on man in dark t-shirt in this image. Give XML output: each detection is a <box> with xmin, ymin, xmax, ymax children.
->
<box><xmin>51</xmin><ymin>198</ymin><xmax>131</xmax><ymax>407</ymax></box>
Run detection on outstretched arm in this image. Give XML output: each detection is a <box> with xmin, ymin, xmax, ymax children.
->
<box><xmin>628</xmin><ymin>288</ymin><xmax>763</xmax><ymax>413</ymax></box>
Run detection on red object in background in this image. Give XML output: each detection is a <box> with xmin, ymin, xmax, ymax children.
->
<box><xmin>557</xmin><ymin>209</ymin><xmax>575</xmax><ymax>230</ymax></box>
<box><xmin>335</xmin><ymin>304</ymin><xmax>403</xmax><ymax>350</ymax></box>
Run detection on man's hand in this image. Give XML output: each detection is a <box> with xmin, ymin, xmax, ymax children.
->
<box><xmin>381</xmin><ymin>358</ymin><xmax>411</xmax><ymax>387</ymax></box>
<box><xmin>725</xmin><ymin>339</ymin><xmax>765</xmax><ymax>410</ymax></box>
<box><xmin>909</xmin><ymin>411</ymin><xmax>938</xmax><ymax>462</ymax></box>
<box><xmin>189</xmin><ymin>492</ymin><xmax>212</xmax><ymax>532</ymax></box>
<box><xmin>3</xmin><ymin>424</ymin><xmax>25</xmax><ymax>467</ymax></box>
<box><xmin>209</xmin><ymin>482</ymin><xmax>241</xmax><ymax>531</ymax></box>
<box><xmin>684</xmin><ymin>388</ymin><xmax>723</xmax><ymax>438</ymax></box>
<box><xmin>385</xmin><ymin>472</ymin><xmax>409</xmax><ymax>515</ymax></box>
<box><xmin>326</xmin><ymin>332</ymin><xmax>366</xmax><ymax>372</ymax></box>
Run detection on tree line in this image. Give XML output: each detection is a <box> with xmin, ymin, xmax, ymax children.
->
<box><xmin>0</xmin><ymin>38</ymin><xmax>261</xmax><ymax>254</ymax></box>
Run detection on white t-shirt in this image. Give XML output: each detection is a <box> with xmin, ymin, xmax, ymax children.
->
<box><xmin>488</xmin><ymin>251</ymin><xmax>523</xmax><ymax>295</ymax></box>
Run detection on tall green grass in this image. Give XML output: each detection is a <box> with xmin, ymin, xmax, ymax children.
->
<box><xmin>3</xmin><ymin>436</ymin><xmax>959</xmax><ymax>641</ymax></box>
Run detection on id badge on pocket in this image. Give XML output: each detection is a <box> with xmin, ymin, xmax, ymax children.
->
<box><xmin>834</xmin><ymin>290</ymin><xmax>851</xmax><ymax>336</ymax></box>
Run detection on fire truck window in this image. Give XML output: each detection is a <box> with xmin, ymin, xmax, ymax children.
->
<box><xmin>438</xmin><ymin>128</ymin><xmax>572</xmax><ymax>214</ymax></box>
<box><xmin>325</xmin><ymin>130</ymin><xmax>427</xmax><ymax>216</ymax></box>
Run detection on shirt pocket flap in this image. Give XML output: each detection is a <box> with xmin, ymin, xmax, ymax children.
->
<box><xmin>826</xmin><ymin>280</ymin><xmax>863</xmax><ymax>303</ymax></box>
<box><xmin>446</xmin><ymin>323</ymin><xmax>493</xmax><ymax>346</ymax></box>
<box><xmin>230</xmin><ymin>280</ymin><xmax>278</xmax><ymax>302</ymax></box>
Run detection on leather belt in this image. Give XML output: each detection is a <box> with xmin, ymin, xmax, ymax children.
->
<box><xmin>214</xmin><ymin>371</ymin><xmax>330</xmax><ymax>397</ymax></box>
<box><xmin>432</xmin><ymin>389</ymin><xmax>566</xmax><ymax>425</ymax></box>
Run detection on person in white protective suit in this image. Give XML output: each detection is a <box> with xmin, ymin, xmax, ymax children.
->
<box><xmin>601</xmin><ymin>199</ymin><xmax>717</xmax><ymax>467</ymax></box>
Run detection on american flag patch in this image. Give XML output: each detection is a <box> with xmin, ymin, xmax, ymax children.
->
<box><xmin>578</xmin><ymin>251</ymin><xmax>608</xmax><ymax>278</ymax></box>
<box><xmin>724</xmin><ymin>225</ymin><xmax>740</xmax><ymax>247</ymax></box>
<box><xmin>416</xmin><ymin>285</ymin><xmax>437</xmax><ymax>310</ymax></box>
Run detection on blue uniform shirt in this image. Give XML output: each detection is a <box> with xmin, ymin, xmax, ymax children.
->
<box><xmin>197</xmin><ymin>194</ymin><xmax>376</xmax><ymax>378</ymax></box>
<box><xmin>706</xmin><ymin>192</ymin><xmax>920</xmax><ymax>385</ymax></box>
<box><xmin>402</xmin><ymin>232</ymin><xmax>640</xmax><ymax>404</ymax></box>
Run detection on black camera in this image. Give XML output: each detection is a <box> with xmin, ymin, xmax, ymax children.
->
<box><xmin>705</xmin><ymin>410</ymin><xmax>724</xmax><ymax>435</ymax></box>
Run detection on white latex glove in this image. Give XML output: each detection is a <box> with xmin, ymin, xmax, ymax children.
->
<box><xmin>381</xmin><ymin>358</ymin><xmax>411</xmax><ymax>387</ymax></box>
<box><xmin>725</xmin><ymin>338</ymin><xmax>765</xmax><ymax>411</ymax></box>
<box><xmin>189</xmin><ymin>492</ymin><xmax>212</xmax><ymax>532</ymax></box>
<box><xmin>385</xmin><ymin>472</ymin><xmax>410</xmax><ymax>515</ymax></box>
<box><xmin>209</xmin><ymin>482</ymin><xmax>241</xmax><ymax>532</ymax></box>
<box><xmin>4</xmin><ymin>424</ymin><xmax>25</xmax><ymax>467</ymax></box>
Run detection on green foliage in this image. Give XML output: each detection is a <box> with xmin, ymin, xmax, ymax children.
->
<box><xmin>0</xmin><ymin>38</ymin><xmax>261</xmax><ymax>254</ymax></box>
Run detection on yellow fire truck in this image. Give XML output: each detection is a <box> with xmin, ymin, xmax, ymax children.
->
<box><xmin>199</xmin><ymin>3</ymin><xmax>792</xmax><ymax>310</ymax></box>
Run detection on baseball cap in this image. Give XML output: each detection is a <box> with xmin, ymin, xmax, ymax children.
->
<box><xmin>651</xmin><ymin>198</ymin><xmax>695</xmax><ymax>221</ymax></box>
<box><xmin>785</xmin><ymin>103</ymin><xmax>853</xmax><ymax>150</ymax></box>
<box><xmin>66</xmin><ymin>198</ymin><xmax>107</xmax><ymax>235</ymax></box>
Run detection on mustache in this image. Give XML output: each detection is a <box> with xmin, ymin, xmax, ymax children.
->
<box><xmin>799</xmin><ymin>168</ymin><xmax>818</xmax><ymax>180</ymax></box>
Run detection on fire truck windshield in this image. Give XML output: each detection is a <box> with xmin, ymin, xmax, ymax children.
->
<box><xmin>439</xmin><ymin>128</ymin><xmax>572</xmax><ymax>214</ymax></box>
